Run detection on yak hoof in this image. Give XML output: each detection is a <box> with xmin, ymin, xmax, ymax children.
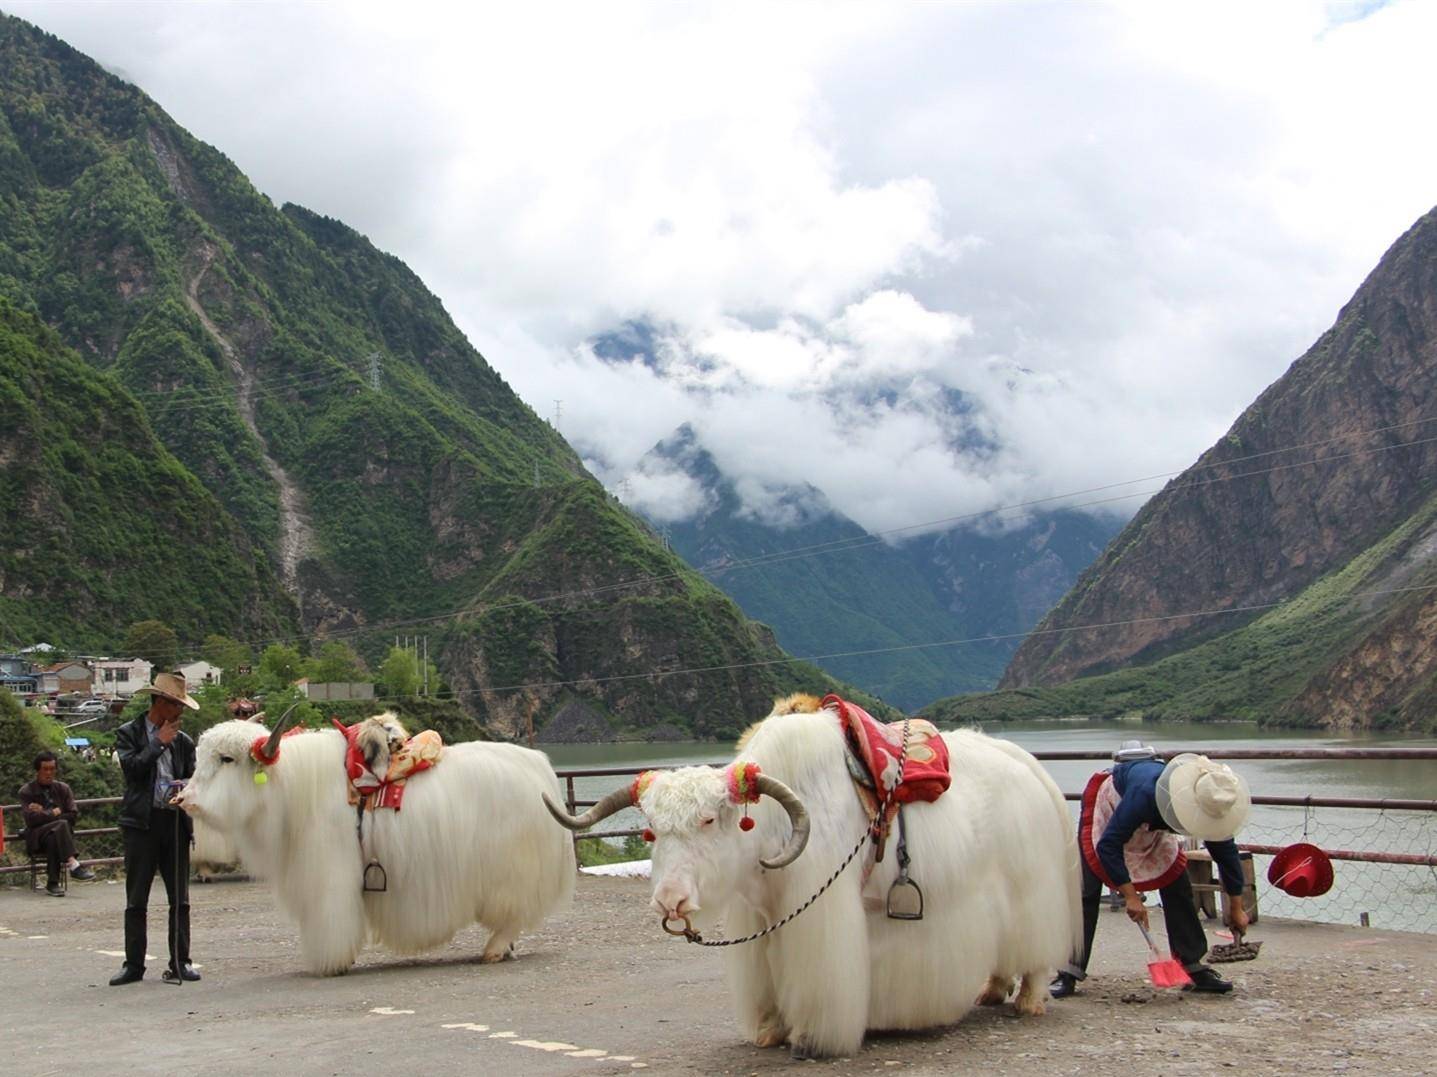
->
<box><xmin>480</xmin><ymin>949</ymin><xmax>515</xmax><ymax>964</ymax></box>
<box><xmin>977</xmin><ymin>975</ymin><xmax>1012</xmax><ymax>1006</ymax></box>
<box><xmin>789</xmin><ymin>1039</ymin><xmax>816</xmax><ymax>1061</ymax></box>
<box><xmin>754</xmin><ymin>1025</ymin><xmax>788</xmax><ymax>1049</ymax></box>
<box><xmin>1013</xmin><ymin>975</ymin><xmax>1047</xmax><ymax>1016</ymax></box>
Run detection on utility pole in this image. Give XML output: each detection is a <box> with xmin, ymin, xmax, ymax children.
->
<box><xmin>368</xmin><ymin>352</ymin><xmax>382</xmax><ymax>392</ymax></box>
<box><xmin>422</xmin><ymin>636</ymin><xmax>428</xmax><ymax>697</ymax></box>
<box><xmin>552</xmin><ymin>399</ymin><xmax>562</xmax><ymax>428</ymax></box>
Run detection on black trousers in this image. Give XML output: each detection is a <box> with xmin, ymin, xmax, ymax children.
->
<box><xmin>1077</xmin><ymin>857</ymin><xmax>1210</xmax><ymax>974</ymax></box>
<box><xmin>122</xmin><ymin>810</ymin><xmax>190</xmax><ymax>973</ymax></box>
<box><xmin>32</xmin><ymin>819</ymin><xmax>78</xmax><ymax>885</ymax></box>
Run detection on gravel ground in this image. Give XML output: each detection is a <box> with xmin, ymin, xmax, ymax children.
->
<box><xmin>2</xmin><ymin>873</ymin><xmax>1434</xmax><ymax>1076</ymax></box>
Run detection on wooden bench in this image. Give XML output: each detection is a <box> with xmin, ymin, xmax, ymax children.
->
<box><xmin>1184</xmin><ymin>845</ymin><xmax>1258</xmax><ymax>924</ymax></box>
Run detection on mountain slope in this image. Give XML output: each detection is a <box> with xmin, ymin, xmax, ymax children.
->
<box><xmin>634</xmin><ymin>426</ymin><xmax>1117</xmax><ymax>710</ymax></box>
<box><xmin>942</xmin><ymin>205</ymin><xmax>1437</xmax><ymax>731</ymax></box>
<box><xmin>0</xmin><ymin>14</ymin><xmax>872</xmax><ymax>739</ymax></box>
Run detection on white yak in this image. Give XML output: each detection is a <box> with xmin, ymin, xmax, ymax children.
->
<box><xmin>546</xmin><ymin>700</ymin><xmax>1081</xmax><ymax>1059</ymax></box>
<box><xmin>177</xmin><ymin>714</ymin><xmax>574</xmax><ymax>975</ymax></box>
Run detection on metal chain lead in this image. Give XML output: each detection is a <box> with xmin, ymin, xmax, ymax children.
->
<box><xmin>679</xmin><ymin>715</ymin><xmax>912</xmax><ymax>948</ymax></box>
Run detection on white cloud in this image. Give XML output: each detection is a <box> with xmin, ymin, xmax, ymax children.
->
<box><xmin>9</xmin><ymin>0</ymin><xmax>1437</xmax><ymax>536</ymax></box>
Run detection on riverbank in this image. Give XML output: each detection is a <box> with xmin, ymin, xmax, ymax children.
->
<box><xmin>3</xmin><ymin>875</ymin><xmax>1434</xmax><ymax>1075</ymax></box>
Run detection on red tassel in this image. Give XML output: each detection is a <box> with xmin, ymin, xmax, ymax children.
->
<box><xmin>739</xmin><ymin>815</ymin><xmax>756</xmax><ymax>832</ymax></box>
<box><xmin>642</xmin><ymin>829</ymin><xmax>656</xmax><ymax>843</ymax></box>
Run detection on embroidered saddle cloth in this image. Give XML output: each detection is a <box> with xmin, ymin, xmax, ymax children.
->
<box><xmin>333</xmin><ymin>720</ymin><xmax>443</xmax><ymax>812</ymax></box>
<box><xmin>822</xmin><ymin>694</ymin><xmax>950</xmax><ymax>856</ymax></box>
<box><xmin>1078</xmin><ymin>770</ymin><xmax>1186</xmax><ymax>891</ymax></box>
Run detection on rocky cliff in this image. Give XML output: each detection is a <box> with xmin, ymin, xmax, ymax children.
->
<box><xmin>980</xmin><ymin>205</ymin><xmax>1437</xmax><ymax>731</ymax></box>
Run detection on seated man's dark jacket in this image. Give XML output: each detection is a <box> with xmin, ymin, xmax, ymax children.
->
<box><xmin>18</xmin><ymin>778</ymin><xmax>79</xmax><ymax>854</ymax></box>
<box><xmin>1096</xmin><ymin>758</ymin><xmax>1245</xmax><ymax>895</ymax></box>
<box><xmin>114</xmin><ymin>715</ymin><xmax>195</xmax><ymax>836</ymax></box>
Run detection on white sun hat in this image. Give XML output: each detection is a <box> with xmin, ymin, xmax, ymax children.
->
<box><xmin>1154</xmin><ymin>753</ymin><xmax>1250</xmax><ymax>841</ymax></box>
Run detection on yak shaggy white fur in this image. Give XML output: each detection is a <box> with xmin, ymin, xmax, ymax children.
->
<box><xmin>641</xmin><ymin>708</ymin><xmax>1082</xmax><ymax>1059</ymax></box>
<box><xmin>178</xmin><ymin>718</ymin><xmax>575</xmax><ymax>975</ymax></box>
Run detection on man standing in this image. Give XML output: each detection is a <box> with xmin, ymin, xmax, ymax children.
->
<box><xmin>110</xmin><ymin>672</ymin><xmax>200</xmax><ymax>986</ymax></box>
<box><xmin>1050</xmin><ymin>743</ymin><xmax>1252</xmax><ymax>997</ymax></box>
<box><xmin>19</xmin><ymin>750</ymin><xmax>97</xmax><ymax>895</ymax></box>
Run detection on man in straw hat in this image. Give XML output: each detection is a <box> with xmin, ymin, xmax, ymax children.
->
<box><xmin>1050</xmin><ymin>743</ymin><xmax>1252</xmax><ymax>998</ymax></box>
<box><xmin>109</xmin><ymin>671</ymin><xmax>200</xmax><ymax>986</ymax></box>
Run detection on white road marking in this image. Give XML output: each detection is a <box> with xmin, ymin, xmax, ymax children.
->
<box><xmin>95</xmin><ymin>950</ymin><xmax>155</xmax><ymax>960</ymax></box>
<box><xmin>511</xmin><ymin>1040</ymin><xmax>580</xmax><ymax>1052</ymax></box>
<box><xmin>443</xmin><ymin>1016</ymin><xmax>644</xmax><ymax>1065</ymax></box>
<box><xmin>369</xmin><ymin>1007</ymin><xmax>415</xmax><ymax>1016</ymax></box>
<box><xmin>27</xmin><ymin>935</ymin><xmax>48</xmax><ymax>939</ymax></box>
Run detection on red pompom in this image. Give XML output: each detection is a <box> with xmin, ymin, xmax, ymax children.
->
<box><xmin>739</xmin><ymin>815</ymin><xmax>756</xmax><ymax>832</ymax></box>
<box><xmin>642</xmin><ymin>829</ymin><xmax>656</xmax><ymax>843</ymax></box>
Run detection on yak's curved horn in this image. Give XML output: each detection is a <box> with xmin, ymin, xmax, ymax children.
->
<box><xmin>260</xmin><ymin>702</ymin><xmax>301</xmax><ymax>763</ymax></box>
<box><xmin>756</xmin><ymin>773</ymin><xmax>810</xmax><ymax>869</ymax></box>
<box><xmin>542</xmin><ymin>786</ymin><xmax>634</xmax><ymax>831</ymax></box>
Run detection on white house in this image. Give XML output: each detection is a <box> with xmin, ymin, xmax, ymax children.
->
<box><xmin>177</xmin><ymin>660</ymin><xmax>222</xmax><ymax>688</ymax></box>
<box><xmin>92</xmin><ymin>658</ymin><xmax>154</xmax><ymax>698</ymax></box>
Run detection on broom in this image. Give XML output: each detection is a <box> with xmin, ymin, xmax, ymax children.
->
<box><xmin>1137</xmin><ymin>923</ymin><xmax>1192</xmax><ymax>988</ymax></box>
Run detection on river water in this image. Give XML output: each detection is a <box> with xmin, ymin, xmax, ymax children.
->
<box><xmin>543</xmin><ymin>719</ymin><xmax>1437</xmax><ymax>934</ymax></box>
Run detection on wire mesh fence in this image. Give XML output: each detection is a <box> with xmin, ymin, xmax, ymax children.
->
<box><xmin>1236</xmin><ymin>804</ymin><xmax>1436</xmax><ymax>934</ymax></box>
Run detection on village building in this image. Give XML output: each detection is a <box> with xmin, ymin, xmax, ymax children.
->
<box><xmin>177</xmin><ymin>659</ymin><xmax>222</xmax><ymax>687</ymax></box>
<box><xmin>91</xmin><ymin>657</ymin><xmax>153</xmax><ymax>697</ymax></box>
<box><xmin>39</xmin><ymin>661</ymin><xmax>93</xmax><ymax>696</ymax></box>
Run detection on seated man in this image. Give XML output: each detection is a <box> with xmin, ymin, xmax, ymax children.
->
<box><xmin>19</xmin><ymin>750</ymin><xmax>97</xmax><ymax>896</ymax></box>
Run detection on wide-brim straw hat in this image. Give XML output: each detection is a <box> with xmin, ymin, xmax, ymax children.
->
<box><xmin>133</xmin><ymin>671</ymin><xmax>200</xmax><ymax>711</ymax></box>
<box><xmin>1155</xmin><ymin>753</ymin><xmax>1250</xmax><ymax>841</ymax></box>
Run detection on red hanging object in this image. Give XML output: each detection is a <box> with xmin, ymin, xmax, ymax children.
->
<box><xmin>739</xmin><ymin>815</ymin><xmax>756</xmax><ymax>832</ymax></box>
<box><xmin>642</xmin><ymin>828</ymin><xmax>656</xmax><ymax>843</ymax></box>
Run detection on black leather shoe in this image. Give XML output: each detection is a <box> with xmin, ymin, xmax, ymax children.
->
<box><xmin>163</xmin><ymin>965</ymin><xmax>201</xmax><ymax>983</ymax></box>
<box><xmin>70</xmin><ymin>865</ymin><xmax>96</xmax><ymax>881</ymax></box>
<box><xmin>1049</xmin><ymin>972</ymin><xmax>1078</xmax><ymax>999</ymax></box>
<box><xmin>1183</xmin><ymin>966</ymin><xmax>1233</xmax><ymax>994</ymax></box>
<box><xmin>109</xmin><ymin>966</ymin><xmax>144</xmax><ymax>986</ymax></box>
<box><xmin>45</xmin><ymin>882</ymin><xmax>65</xmax><ymax>897</ymax></box>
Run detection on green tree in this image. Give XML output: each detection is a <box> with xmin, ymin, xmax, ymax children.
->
<box><xmin>123</xmin><ymin>619</ymin><xmax>180</xmax><ymax>669</ymax></box>
<box><xmin>378</xmin><ymin>646</ymin><xmax>420</xmax><ymax>699</ymax></box>
<box><xmin>201</xmin><ymin>633</ymin><xmax>252</xmax><ymax>675</ymax></box>
<box><xmin>258</xmin><ymin>643</ymin><xmax>304</xmax><ymax>689</ymax></box>
<box><xmin>304</xmin><ymin>640</ymin><xmax>366</xmax><ymax>684</ymax></box>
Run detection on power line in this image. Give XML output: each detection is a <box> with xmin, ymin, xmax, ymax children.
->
<box><xmin>43</xmin><ymin>412</ymin><xmax>1437</xmax><ymax>657</ymax></box>
<box><xmin>351</xmin><ymin>580</ymin><xmax>1437</xmax><ymax>704</ymax></box>
<box><xmin>128</xmin><ymin>367</ymin><xmax>354</xmax><ymax>402</ymax></box>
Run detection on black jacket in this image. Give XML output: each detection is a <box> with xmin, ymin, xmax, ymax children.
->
<box><xmin>114</xmin><ymin>715</ymin><xmax>195</xmax><ymax>834</ymax></box>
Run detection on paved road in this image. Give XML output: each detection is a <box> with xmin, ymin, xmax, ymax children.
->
<box><xmin>2</xmin><ymin>873</ymin><xmax>1434</xmax><ymax>1075</ymax></box>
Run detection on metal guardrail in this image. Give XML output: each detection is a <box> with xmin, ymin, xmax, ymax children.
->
<box><xmin>0</xmin><ymin>796</ymin><xmax>122</xmax><ymax>876</ymax></box>
<box><xmin>553</xmin><ymin>749</ymin><xmax>1437</xmax><ymax>863</ymax></box>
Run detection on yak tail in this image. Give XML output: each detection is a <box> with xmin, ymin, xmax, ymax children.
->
<box><xmin>986</xmin><ymin>737</ymin><xmax>1085</xmax><ymax>971</ymax></box>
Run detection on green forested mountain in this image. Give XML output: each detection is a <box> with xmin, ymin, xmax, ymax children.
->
<box><xmin>928</xmin><ymin>206</ymin><xmax>1437</xmax><ymax>732</ymax></box>
<box><xmin>636</xmin><ymin>425</ymin><xmax>1116</xmax><ymax>711</ymax></box>
<box><xmin>0</xmin><ymin>14</ymin><xmax>874</xmax><ymax>739</ymax></box>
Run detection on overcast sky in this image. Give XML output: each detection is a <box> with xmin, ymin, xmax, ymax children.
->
<box><xmin>11</xmin><ymin>0</ymin><xmax>1437</xmax><ymax>536</ymax></box>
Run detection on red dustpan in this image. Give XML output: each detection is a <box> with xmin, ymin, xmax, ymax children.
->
<box><xmin>1138</xmin><ymin>924</ymin><xmax>1192</xmax><ymax>988</ymax></box>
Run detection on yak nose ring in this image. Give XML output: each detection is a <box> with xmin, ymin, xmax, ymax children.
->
<box><xmin>661</xmin><ymin>913</ymin><xmax>694</xmax><ymax>937</ymax></box>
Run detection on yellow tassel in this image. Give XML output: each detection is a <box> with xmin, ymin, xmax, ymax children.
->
<box><xmin>253</xmin><ymin>772</ymin><xmax>268</xmax><ymax>785</ymax></box>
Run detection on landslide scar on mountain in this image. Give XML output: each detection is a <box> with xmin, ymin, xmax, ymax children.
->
<box><xmin>184</xmin><ymin>243</ymin><xmax>316</xmax><ymax>607</ymax></box>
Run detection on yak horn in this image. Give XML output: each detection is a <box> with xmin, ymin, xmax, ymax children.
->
<box><xmin>543</xmin><ymin>786</ymin><xmax>634</xmax><ymax>831</ymax></box>
<box><xmin>756</xmin><ymin>773</ymin><xmax>810</xmax><ymax>869</ymax></box>
<box><xmin>260</xmin><ymin>703</ymin><xmax>301</xmax><ymax>763</ymax></box>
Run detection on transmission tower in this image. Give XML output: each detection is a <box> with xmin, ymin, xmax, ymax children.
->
<box><xmin>368</xmin><ymin>352</ymin><xmax>382</xmax><ymax>391</ymax></box>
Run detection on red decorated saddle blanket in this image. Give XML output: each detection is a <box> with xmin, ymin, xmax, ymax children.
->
<box><xmin>333</xmin><ymin>719</ymin><xmax>443</xmax><ymax>812</ymax></box>
<box><xmin>822</xmin><ymin>694</ymin><xmax>950</xmax><ymax>849</ymax></box>
<box><xmin>1078</xmin><ymin>770</ymin><xmax>1186</xmax><ymax>892</ymax></box>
